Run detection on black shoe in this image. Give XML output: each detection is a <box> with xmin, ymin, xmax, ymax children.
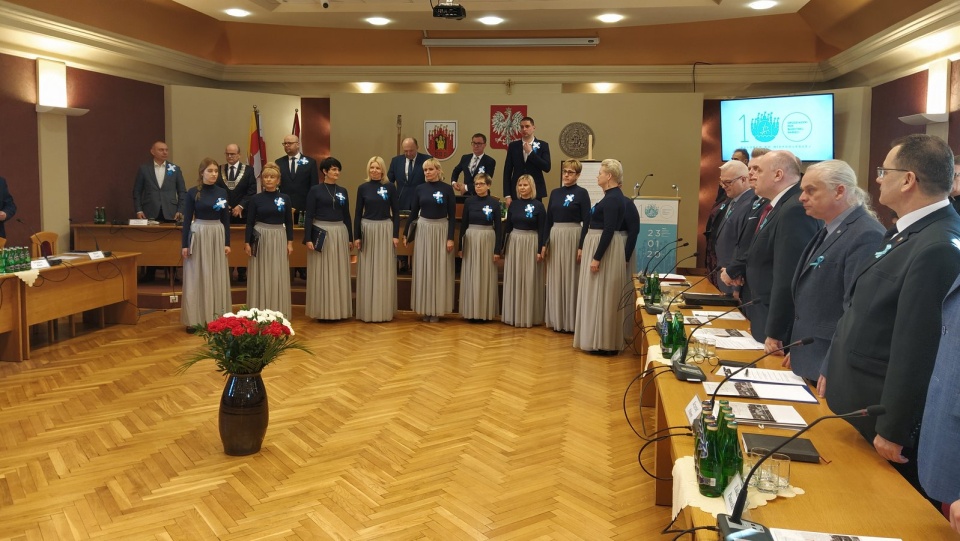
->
<box><xmin>185</xmin><ymin>326</ymin><xmax>197</xmax><ymax>334</ymax></box>
<box><xmin>237</xmin><ymin>272</ymin><xmax>247</xmax><ymax>282</ymax></box>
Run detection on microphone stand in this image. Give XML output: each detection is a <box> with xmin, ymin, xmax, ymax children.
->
<box><xmin>716</xmin><ymin>406</ymin><xmax>886</xmax><ymax>540</ymax></box>
<box><xmin>636</xmin><ymin>173</ymin><xmax>653</xmax><ymax>197</ymax></box>
<box><xmin>644</xmin><ymin>252</ymin><xmax>697</xmax><ymax>315</ymax></box>
<box><xmin>16</xmin><ymin>218</ymin><xmax>61</xmax><ymax>266</ymax></box>
<box><xmin>669</xmin><ymin>300</ymin><xmax>757</xmax><ymax>382</ymax></box>
<box><xmin>640</xmin><ymin>237</ymin><xmax>684</xmax><ymax>280</ymax></box>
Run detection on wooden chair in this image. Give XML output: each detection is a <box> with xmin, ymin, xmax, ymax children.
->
<box><xmin>0</xmin><ymin>236</ymin><xmax>6</xmax><ymax>249</ymax></box>
<box><xmin>29</xmin><ymin>231</ymin><xmax>59</xmax><ymax>259</ymax></box>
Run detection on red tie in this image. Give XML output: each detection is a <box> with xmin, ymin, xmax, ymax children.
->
<box><xmin>755</xmin><ymin>204</ymin><xmax>773</xmax><ymax>233</ymax></box>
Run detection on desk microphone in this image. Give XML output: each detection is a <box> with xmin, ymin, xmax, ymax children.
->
<box><xmin>16</xmin><ymin>218</ymin><xmax>61</xmax><ymax>266</ymax></box>
<box><xmin>665</xmin><ymin>267</ymin><xmax>723</xmax><ymax>313</ymax></box>
<box><xmin>706</xmin><ymin>336</ymin><xmax>813</xmax><ymax>406</ymax></box>
<box><xmin>716</xmin><ymin>405</ymin><xmax>886</xmax><ymax>540</ymax></box>
<box><xmin>670</xmin><ymin>300</ymin><xmax>757</xmax><ymax>382</ymax></box>
<box><xmin>644</xmin><ymin>252</ymin><xmax>698</xmax><ymax>315</ymax></box>
<box><xmin>636</xmin><ymin>173</ymin><xmax>653</xmax><ymax>197</ymax></box>
<box><xmin>646</xmin><ymin>241</ymin><xmax>689</xmax><ymax>279</ymax></box>
<box><xmin>67</xmin><ymin>218</ymin><xmax>112</xmax><ymax>256</ymax></box>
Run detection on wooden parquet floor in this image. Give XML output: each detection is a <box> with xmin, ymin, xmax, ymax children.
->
<box><xmin>0</xmin><ymin>309</ymin><xmax>671</xmax><ymax>540</ymax></box>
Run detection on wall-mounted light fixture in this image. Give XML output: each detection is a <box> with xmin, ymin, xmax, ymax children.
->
<box><xmin>36</xmin><ymin>58</ymin><xmax>88</xmax><ymax>116</ymax></box>
<box><xmin>899</xmin><ymin>58</ymin><xmax>949</xmax><ymax>125</ymax></box>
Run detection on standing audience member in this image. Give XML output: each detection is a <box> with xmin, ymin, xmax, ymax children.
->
<box><xmin>949</xmin><ymin>155</ymin><xmax>960</xmax><ymax>215</ymax></box>
<box><xmin>721</xmin><ymin>147</ymin><xmax>771</xmax><ymax>300</ymax></box>
<box><xmin>712</xmin><ymin>160</ymin><xmax>753</xmax><ymax>295</ymax></box>
<box><xmin>503</xmin><ymin>116</ymin><xmax>551</xmax><ymax>203</ymax></box>
<box><xmin>545</xmin><ymin>160</ymin><xmax>590</xmax><ymax>333</ymax></box>
<box><xmin>244</xmin><ymin>162</ymin><xmax>293</xmax><ymax>316</ymax></box>
<box><xmin>823</xmin><ymin>134</ymin><xmax>960</xmax><ymax>499</ymax></box>
<box><xmin>502</xmin><ymin>175</ymin><xmax>547</xmax><ymax>328</ymax></box>
<box><xmin>0</xmin><ymin>174</ymin><xmax>15</xmax><ymax>239</ymax></box>
<box><xmin>388</xmin><ymin>137</ymin><xmax>432</xmax><ymax>213</ymax></box>
<box><xmin>785</xmin><ymin>160</ymin><xmax>883</xmax><ymax>389</ymax></box>
<box><xmin>217</xmin><ymin>143</ymin><xmax>256</xmax><ymax>282</ymax></box>
<box><xmin>354</xmin><ymin>156</ymin><xmax>400</xmax><ymax>323</ymax></box>
<box><xmin>180</xmin><ymin>158</ymin><xmax>231</xmax><ymax>332</ymax></box>
<box><xmin>404</xmin><ymin>158</ymin><xmax>456</xmax><ymax>323</ymax></box>
<box><xmin>452</xmin><ymin>133</ymin><xmax>497</xmax><ymax>196</ymax></box>
<box><xmin>458</xmin><ymin>173</ymin><xmax>502</xmax><ymax>321</ymax></box>
<box><xmin>574</xmin><ymin>159</ymin><xmax>628</xmax><ymax>355</ymax></box>
<box><xmin>276</xmin><ymin>135</ymin><xmax>318</xmax><ymax>223</ymax></box>
<box><xmin>304</xmin><ymin>157</ymin><xmax>353</xmax><ymax>321</ymax></box>
<box><xmin>133</xmin><ymin>141</ymin><xmax>186</xmax><ymax>282</ymax></box>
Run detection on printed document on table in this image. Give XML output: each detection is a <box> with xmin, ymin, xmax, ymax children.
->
<box><xmin>702</xmin><ymin>381</ymin><xmax>819</xmax><ymax>403</ymax></box>
<box><xmin>692</xmin><ymin>310</ymin><xmax>747</xmax><ymax>321</ymax></box>
<box><xmin>716</xmin><ymin>401</ymin><xmax>807</xmax><ymax>429</ymax></box>
<box><xmin>771</xmin><ymin>528</ymin><xmax>901</xmax><ymax>541</ymax></box>
<box><xmin>691</xmin><ymin>328</ymin><xmax>764</xmax><ymax>350</ymax></box>
<box><xmin>714</xmin><ymin>366</ymin><xmax>807</xmax><ymax>386</ymax></box>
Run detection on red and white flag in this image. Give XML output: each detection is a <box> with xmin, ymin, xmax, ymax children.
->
<box><xmin>248</xmin><ymin>107</ymin><xmax>267</xmax><ymax>186</ymax></box>
<box><xmin>292</xmin><ymin>109</ymin><xmax>301</xmax><ymax>142</ymax></box>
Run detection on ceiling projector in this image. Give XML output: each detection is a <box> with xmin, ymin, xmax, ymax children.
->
<box><xmin>433</xmin><ymin>3</ymin><xmax>466</xmax><ymax>20</ymax></box>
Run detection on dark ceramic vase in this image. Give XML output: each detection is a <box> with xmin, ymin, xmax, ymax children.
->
<box><xmin>219</xmin><ymin>372</ymin><xmax>269</xmax><ymax>456</ymax></box>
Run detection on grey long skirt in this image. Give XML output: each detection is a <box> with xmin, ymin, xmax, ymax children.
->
<box><xmin>181</xmin><ymin>219</ymin><xmax>232</xmax><ymax>326</ymax></box>
<box><xmin>411</xmin><ymin>216</ymin><xmax>455</xmax><ymax>317</ymax></box>
<box><xmin>502</xmin><ymin>229</ymin><xmax>545</xmax><ymax>328</ymax></box>
<box><xmin>246</xmin><ymin>222</ymin><xmax>291</xmax><ymax>317</ymax></box>
<box><xmin>573</xmin><ymin>229</ymin><xmax>627</xmax><ymax>352</ymax></box>
<box><xmin>459</xmin><ymin>225</ymin><xmax>499</xmax><ymax>320</ymax></box>
<box><xmin>356</xmin><ymin>218</ymin><xmax>397</xmax><ymax>322</ymax></box>
<box><xmin>545</xmin><ymin>222</ymin><xmax>581</xmax><ymax>332</ymax></box>
<box><xmin>306</xmin><ymin>220</ymin><xmax>353</xmax><ymax>320</ymax></box>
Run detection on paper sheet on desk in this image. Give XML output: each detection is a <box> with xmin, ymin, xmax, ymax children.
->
<box><xmin>714</xmin><ymin>366</ymin><xmax>807</xmax><ymax>386</ymax></box>
<box><xmin>692</xmin><ymin>310</ymin><xmax>746</xmax><ymax>321</ymax></box>
<box><xmin>691</xmin><ymin>328</ymin><xmax>764</xmax><ymax>350</ymax></box>
<box><xmin>771</xmin><ymin>528</ymin><xmax>901</xmax><ymax>541</ymax></box>
<box><xmin>702</xmin><ymin>381</ymin><xmax>819</xmax><ymax>403</ymax></box>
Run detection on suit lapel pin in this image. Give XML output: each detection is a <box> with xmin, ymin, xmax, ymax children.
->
<box><xmin>875</xmin><ymin>243</ymin><xmax>892</xmax><ymax>259</ymax></box>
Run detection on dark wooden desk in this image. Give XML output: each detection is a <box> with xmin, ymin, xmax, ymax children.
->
<box><xmin>0</xmin><ymin>276</ymin><xmax>23</xmax><ymax>362</ymax></box>
<box><xmin>640</xmin><ymin>278</ymin><xmax>953</xmax><ymax>540</ymax></box>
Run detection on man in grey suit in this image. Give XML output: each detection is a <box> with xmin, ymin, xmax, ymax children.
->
<box><xmin>919</xmin><ymin>273</ymin><xmax>960</xmax><ymax>530</ymax></box>
<box><xmin>784</xmin><ymin>160</ymin><xmax>883</xmax><ymax>390</ymax></box>
<box><xmin>824</xmin><ymin>134</ymin><xmax>960</xmax><ymax>498</ymax></box>
<box><xmin>737</xmin><ymin>150</ymin><xmax>820</xmax><ymax>348</ymax></box>
<box><xmin>133</xmin><ymin>141</ymin><xmax>186</xmax><ymax>222</ymax></box>
<box><xmin>712</xmin><ymin>160</ymin><xmax>753</xmax><ymax>295</ymax></box>
<box><xmin>133</xmin><ymin>141</ymin><xmax>187</xmax><ymax>282</ymax></box>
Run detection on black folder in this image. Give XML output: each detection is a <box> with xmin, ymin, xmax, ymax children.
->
<box><xmin>741</xmin><ymin>432</ymin><xmax>821</xmax><ymax>464</ymax></box>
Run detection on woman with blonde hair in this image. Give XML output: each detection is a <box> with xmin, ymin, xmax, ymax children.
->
<box><xmin>354</xmin><ymin>156</ymin><xmax>400</xmax><ymax>322</ymax></box>
<box><xmin>181</xmin><ymin>158</ymin><xmax>232</xmax><ymax>332</ymax></box>
<box><xmin>244</xmin><ymin>162</ymin><xmax>293</xmax><ymax>315</ymax></box>
<box><xmin>404</xmin><ymin>157</ymin><xmax>456</xmax><ymax>322</ymax></box>
<box><xmin>458</xmin><ymin>172</ymin><xmax>502</xmax><ymax>321</ymax></box>
<box><xmin>502</xmin><ymin>174</ymin><xmax>547</xmax><ymax>328</ymax></box>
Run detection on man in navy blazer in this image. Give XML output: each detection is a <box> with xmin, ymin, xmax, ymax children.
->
<box><xmin>824</xmin><ymin>134</ymin><xmax>960</xmax><ymax>498</ymax></box>
<box><xmin>785</xmin><ymin>160</ymin><xmax>883</xmax><ymax>388</ymax></box>
<box><xmin>503</xmin><ymin>116</ymin><xmax>551</xmax><ymax>203</ymax></box>
<box><xmin>133</xmin><ymin>141</ymin><xmax>186</xmax><ymax>222</ymax></box>
<box><xmin>217</xmin><ymin>143</ymin><xmax>257</xmax><ymax>281</ymax></box>
<box><xmin>712</xmin><ymin>160</ymin><xmax>753</xmax><ymax>295</ymax></box>
<box><xmin>919</xmin><ymin>273</ymin><xmax>960</xmax><ymax>530</ymax></box>
<box><xmin>451</xmin><ymin>133</ymin><xmax>496</xmax><ymax>195</ymax></box>
<box><xmin>387</xmin><ymin>137</ymin><xmax>431</xmax><ymax>212</ymax></box>
<box><xmin>738</xmin><ymin>150</ymin><xmax>820</xmax><ymax>347</ymax></box>
<box><xmin>0</xmin><ymin>175</ymin><xmax>16</xmax><ymax>239</ymax></box>
<box><xmin>276</xmin><ymin>134</ymin><xmax>319</xmax><ymax>223</ymax></box>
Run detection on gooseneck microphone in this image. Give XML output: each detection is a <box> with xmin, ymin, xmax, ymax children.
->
<box><xmin>644</xmin><ymin>252</ymin><xmax>699</xmax><ymax>315</ymax></box>
<box><xmin>669</xmin><ymin>300</ymin><xmax>757</xmax><ymax>382</ymax></box>
<box><xmin>706</xmin><ymin>336</ymin><xmax>813</xmax><ymax>406</ymax></box>
<box><xmin>647</xmin><ymin>241</ymin><xmax>690</xmax><ymax>278</ymax></box>
<box><xmin>16</xmin><ymin>218</ymin><xmax>61</xmax><ymax>266</ymax></box>
<box><xmin>716</xmin><ymin>405</ymin><xmax>886</xmax><ymax>540</ymax></box>
<box><xmin>642</xmin><ymin>237</ymin><xmax>684</xmax><ymax>277</ymax></box>
<box><xmin>636</xmin><ymin>173</ymin><xmax>653</xmax><ymax>196</ymax></box>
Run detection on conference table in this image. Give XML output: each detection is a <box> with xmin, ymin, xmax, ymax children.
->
<box><xmin>641</xmin><ymin>277</ymin><xmax>954</xmax><ymax>540</ymax></box>
<box><xmin>0</xmin><ymin>252</ymin><xmax>139</xmax><ymax>362</ymax></box>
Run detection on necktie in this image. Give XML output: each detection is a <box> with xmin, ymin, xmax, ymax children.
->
<box><xmin>469</xmin><ymin>155</ymin><xmax>479</xmax><ymax>174</ymax></box>
<box><xmin>755</xmin><ymin>203</ymin><xmax>773</xmax><ymax>233</ymax></box>
<box><xmin>289</xmin><ymin>157</ymin><xmax>296</xmax><ymax>176</ymax></box>
<box><xmin>229</xmin><ymin>165</ymin><xmax>236</xmax><ymax>181</ymax></box>
<box><xmin>807</xmin><ymin>228</ymin><xmax>828</xmax><ymax>263</ymax></box>
<box><xmin>406</xmin><ymin>159</ymin><xmax>412</xmax><ymax>181</ymax></box>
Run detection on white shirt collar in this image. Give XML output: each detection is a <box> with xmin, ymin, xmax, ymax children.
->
<box><xmin>895</xmin><ymin>199</ymin><xmax>950</xmax><ymax>233</ymax></box>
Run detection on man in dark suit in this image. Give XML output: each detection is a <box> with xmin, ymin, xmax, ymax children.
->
<box><xmin>387</xmin><ymin>137</ymin><xmax>431</xmax><ymax>212</ymax></box>
<box><xmin>133</xmin><ymin>141</ymin><xmax>186</xmax><ymax>222</ymax></box>
<box><xmin>217</xmin><ymin>143</ymin><xmax>257</xmax><ymax>281</ymax></box>
<box><xmin>824</xmin><ymin>134</ymin><xmax>960</xmax><ymax>498</ymax></box>
<box><xmin>133</xmin><ymin>141</ymin><xmax>187</xmax><ymax>282</ymax></box>
<box><xmin>785</xmin><ymin>160</ymin><xmax>883</xmax><ymax>389</ymax></box>
<box><xmin>721</xmin><ymin>148</ymin><xmax>771</xmax><ymax>300</ymax></box>
<box><xmin>276</xmin><ymin>134</ymin><xmax>319</xmax><ymax>223</ymax></box>
<box><xmin>738</xmin><ymin>150</ymin><xmax>820</xmax><ymax>347</ymax></box>
<box><xmin>0</xmin><ymin>175</ymin><xmax>16</xmax><ymax>239</ymax></box>
<box><xmin>712</xmin><ymin>160</ymin><xmax>753</xmax><ymax>295</ymax></box>
<box><xmin>919</xmin><ymin>273</ymin><xmax>960</xmax><ymax>531</ymax></box>
<box><xmin>502</xmin><ymin>116</ymin><xmax>551</xmax><ymax>203</ymax></box>
<box><xmin>949</xmin><ymin>155</ymin><xmax>960</xmax><ymax>215</ymax></box>
<box><xmin>451</xmin><ymin>133</ymin><xmax>496</xmax><ymax>196</ymax></box>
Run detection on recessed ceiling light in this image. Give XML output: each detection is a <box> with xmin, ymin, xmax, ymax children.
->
<box><xmin>478</xmin><ymin>16</ymin><xmax>504</xmax><ymax>26</ymax></box>
<box><xmin>597</xmin><ymin>13</ymin><xmax>624</xmax><ymax>24</ymax></box>
<box><xmin>356</xmin><ymin>82</ymin><xmax>378</xmax><ymax>94</ymax></box>
<box><xmin>366</xmin><ymin>17</ymin><xmax>390</xmax><ymax>26</ymax></box>
<box><xmin>747</xmin><ymin>1</ymin><xmax>777</xmax><ymax>9</ymax></box>
<box><xmin>224</xmin><ymin>8</ymin><xmax>251</xmax><ymax>17</ymax></box>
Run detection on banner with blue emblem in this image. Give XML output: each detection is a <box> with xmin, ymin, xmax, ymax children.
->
<box><xmin>634</xmin><ymin>196</ymin><xmax>679</xmax><ymax>276</ymax></box>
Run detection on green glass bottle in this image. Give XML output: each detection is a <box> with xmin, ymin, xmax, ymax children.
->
<box><xmin>698</xmin><ymin>423</ymin><xmax>722</xmax><ymax>497</ymax></box>
<box><xmin>660</xmin><ymin>312</ymin><xmax>675</xmax><ymax>357</ymax></box>
<box><xmin>721</xmin><ymin>420</ymin><xmax>743</xmax><ymax>492</ymax></box>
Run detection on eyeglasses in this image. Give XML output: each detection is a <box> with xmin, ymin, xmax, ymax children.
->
<box><xmin>876</xmin><ymin>167</ymin><xmax>910</xmax><ymax>178</ymax></box>
<box><xmin>471</xmin><ymin>141</ymin><xmax>485</xmax><ymax>146</ymax></box>
<box><xmin>562</xmin><ymin>169</ymin><xmax>578</xmax><ymax>175</ymax></box>
<box><xmin>720</xmin><ymin>175</ymin><xmax>744</xmax><ymax>186</ymax></box>
<box><xmin>282</xmin><ymin>141</ymin><xmax>297</xmax><ymax>146</ymax></box>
